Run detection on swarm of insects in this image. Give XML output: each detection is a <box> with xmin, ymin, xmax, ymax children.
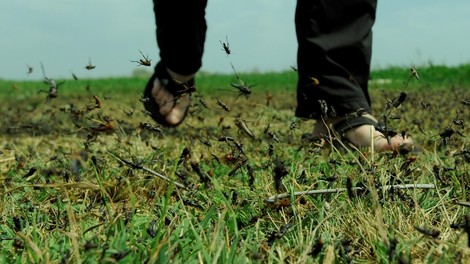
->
<box><xmin>131</xmin><ymin>50</ymin><xmax>152</xmax><ymax>66</ymax></box>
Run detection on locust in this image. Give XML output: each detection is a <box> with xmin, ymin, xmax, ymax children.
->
<box><xmin>438</xmin><ymin>126</ymin><xmax>454</xmax><ymax>145</ymax></box>
<box><xmin>306</xmin><ymin>76</ymin><xmax>320</xmax><ymax>87</ymax></box>
<box><xmin>414</xmin><ymin>226</ymin><xmax>440</xmax><ymax>238</ymax></box>
<box><xmin>308</xmin><ymin>239</ymin><xmax>324</xmax><ymax>258</ymax></box>
<box><xmin>227</xmin><ymin>157</ymin><xmax>247</xmax><ymax>177</ymax></box>
<box><xmin>71</xmin><ymin>72</ymin><xmax>79</xmax><ymax>80</ymax></box>
<box><xmin>121</xmin><ymin>107</ymin><xmax>134</xmax><ymax>117</ymax></box>
<box><xmin>139</xmin><ymin>94</ymin><xmax>151</xmax><ymax>103</ymax></box>
<box><xmin>87</xmin><ymin>119</ymin><xmax>114</xmax><ymax>133</ymax></box>
<box><xmin>178</xmin><ymin>147</ymin><xmax>191</xmax><ymax>166</ymax></box>
<box><xmin>219</xmin><ymin>35</ymin><xmax>231</xmax><ymax>55</ymax></box>
<box><xmin>199</xmin><ymin>137</ymin><xmax>212</xmax><ymax>147</ymax></box>
<box><xmin>267</xmin><ymin>222</ymin><xmax>294</xmax><ymax>246</ymax></box>
<box><xmin>266</xmin><ymin>92</ymin><xmax>273</xmax><ymax>106</ymax></box>
<box><xmin>235</xmin><ymin>117</ymin><xmax>255</xmax><ymax>138</ymax></box>
<box><xmin>26</xmin><ymin>64</ymin><xmax>33</xmax><ymax>75</ymax></box>
<box><xmin>39</xmin><ymin>62</ymin><xmax>64</xmax><ymax>102</ymax></box>
<box><xmin>386</xmin><ymin>91</ymin><xmax>407</xmax><ymax>110</ymax></box>
<box><xmin>273</xmin><ymin>158</ymin><xmax>288</xmax><ymax>192</ymax></box>
<box><xmin>229</xmin><ymin>63</ymin><xmax>254</xmax><ymax>100</ymax></box>
<box><xmin>196</xmin><ymin>95</ymin><xmax>209</xmax><ymax>109</ymax></box>
<box><xmin>453</xmin><ymin>111</ymin><xmax>464</xmax><ymax>129</ymax></box>
<box><xmin>85</xmin><ymin>58</ymin><xmax>96</xmax><ymax>70</ymax></box>
<box><xmin>405</xmin><ymin>65</ymin><xmax>419</xmax><ymax>88</ymax></box>
<box><xmin>264</xmin><ymin>124</ymin><xmax>280</xmax><ymax>142</ymax></box>
<box><xmin>131</xmin><ymin>50</ymin><xmax>152</xmax><ymax>66</ymax></box>
<box><xmin>146</xmin><ymin>219</ymin><xmax>157</xmax><ymax>238</ymax></box>
<box><xmin>190</xmin><ymin>161</ymin><xmax>211</xmax><ymax>186</ymax></box>
<box><xmin>230</xmin><ymin>82</ymin><xmax>252</xmax><ymax>100</ymax></box>
<box><xmin>173</xmin><ymin>80</ymin><xmax>197</xmax><ymax>98</ymax></box>
<box><xmin>215</xmin><ymin>98</ymin><xmax>230</xmax><ymax>112</ymax></box>
<box><xmin>139</xmin><ymin>122</ymin><xmax>163</xmax><ymax>134</ymax></box>
<box><xmin>347</xmin><ymin>107</ymin><xmax>367</xmax><ymax>118</ymax></box>
<box><xmin>43</xmin><ymin>79</ymin><xmax>65</xmax><ymax>103</ymax></box>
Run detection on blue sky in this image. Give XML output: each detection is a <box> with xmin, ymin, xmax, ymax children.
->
<box><xmin>1</xmin><ymin>0</ymin><xmax>469</xmax><ymax>80</ymax></box>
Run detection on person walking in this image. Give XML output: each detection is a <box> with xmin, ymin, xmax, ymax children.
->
<box><xmin>143</xmin><ymin>0</ymin><xmax>413</xmax><ymax>152</ymax></box>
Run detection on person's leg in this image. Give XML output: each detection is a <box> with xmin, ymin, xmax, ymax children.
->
<box><xmin>144</xmin><ymin>0</ymin><xmax>208</xmax><ymax>127</ymax></box>
<box><xmin>295</xmin><ymin>0</ymin><xmax>375</xmax><ymax>119</ymax></box>
<box><xmin>295</xmin><ymin>0</ymin><xmax>413</xmax><ymax>151</ymax></box>
<box><xmin>154</xmin><ymin>0</ymin><xmax>208</xmax><ymax>75</ymax></box>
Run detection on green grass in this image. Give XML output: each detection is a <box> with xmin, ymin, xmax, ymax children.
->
<box><xmin>0</xmin><ymin>64</ymin><xmax>469</xmax><ymax>263</ymax></box>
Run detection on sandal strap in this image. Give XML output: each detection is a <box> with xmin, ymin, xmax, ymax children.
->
<box><xmin>142</xmin><ymin>62</ymin><xmax>193</xmax><ymax>127</ymax></box>
<box><xmin>154</xmin><ymin>62</ymin><xmax>195</xmax><ymax>96</ymax></box>
<box><xmin>333</xmin><ymin>116</ymin><xmax>380</xmax><ymax>135</ymax></box>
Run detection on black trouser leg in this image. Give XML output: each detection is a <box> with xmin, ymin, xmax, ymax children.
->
<box><xmin>295</xmin><ymin>0</ymin><xmax>377</xmax><ymax>119</ymax></box>
<box><xmin>153</xmin><ymin>0</ymin><xmax>208</xmax><ymax>75</ymax></box>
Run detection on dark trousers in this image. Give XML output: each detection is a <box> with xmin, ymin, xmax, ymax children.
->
<box><xmin>153</xmin><ymin>0</ymin><xmax>208</xmax><ymax>75</ymax></box>
<box><xmin>153</xmin><ymin>0</ymin><xmax>377</xmax><ymax>119</ymax></box>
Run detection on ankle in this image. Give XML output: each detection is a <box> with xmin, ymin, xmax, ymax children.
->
<box><xmin>166</xmin><ymin>68</ymin><xmax>196</xmax><ymax>83</ymax></box>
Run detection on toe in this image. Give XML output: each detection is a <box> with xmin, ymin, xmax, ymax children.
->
<box><xmin>344</xmin><ymin>124</ymin><xmax>414</xmax><ymax>152</ymax></box>
<box><xmin>165</xmin><ymin>96</ymin><xmax>191</xmax><ymax>126</ymax></box>
<box><xmin>151</xmin><ymin>78</ymin><xmax>175</xmax><ymax>116</ymax></box>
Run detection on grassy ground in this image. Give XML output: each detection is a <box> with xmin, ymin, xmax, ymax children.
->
<box><xmin>0</xmin><ymin>65</ymin><xmax>469</xmax><ymax>263</ymax></box>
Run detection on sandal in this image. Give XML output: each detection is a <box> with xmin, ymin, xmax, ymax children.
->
<box><xmin>333</xmin><ymin>115</ymin><xmax>415</xmax><ymax>154</ymax></box>
<box><xmin>143</xmin><ymin>62</ymin><xmax>194</xmax><ymax>127</ymax></box>
<box><xmin>333</xmin><ymin>116</ymin><xmax>382</xmax><ymax>135</ymax></box>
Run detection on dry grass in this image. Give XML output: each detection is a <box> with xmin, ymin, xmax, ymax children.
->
<box><xmin>0</xmin><ymin>69</ymin><xmax>469</xmax><ymax>263</ymax></box>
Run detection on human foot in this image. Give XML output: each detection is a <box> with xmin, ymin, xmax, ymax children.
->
<box><xmin>312</xmin><ymin>114</ymin><xmax>414</xmax><ymax>153</ymax></box>
<box><xmin>143</xmin><ymin>62</ymin><xmax>195</xmax><ymax>127</ymax></box>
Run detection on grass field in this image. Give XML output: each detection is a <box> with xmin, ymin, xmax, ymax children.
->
<box><xmin>0</xmin><ymin>64</ymin><xmax>469</xmax><ymax>263</ymax></box>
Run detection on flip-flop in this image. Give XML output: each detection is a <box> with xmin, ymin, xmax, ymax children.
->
<box><xmin>333</xmin><ymin>116</ymin><xmax>417</xmax><ymax>154</ymax></box>
<box><xmin>333</xmin><ymin>116</ymin><xmax>381</xmax><ymax>135</ymax></box>
<box><xmin>143</xmin><ymin>62</ymin><xmax>193</xmax><ymax>127</ymax></box>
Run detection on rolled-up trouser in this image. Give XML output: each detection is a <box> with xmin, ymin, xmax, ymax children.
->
<box><xmin>295</xmin><ymin>0</ymin><xmax>377</xmax><ymax>119</ymax></box>
<box><xmin>153</xmin><ymin>0</ymin><xmax>208</xmax><ymax>75</ymax></box>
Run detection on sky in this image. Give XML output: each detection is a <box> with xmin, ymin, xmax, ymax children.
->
<box><xmin>1</xmin><ymin>0</ymin><xmax>469</xmax><ymax>80</ymax></box>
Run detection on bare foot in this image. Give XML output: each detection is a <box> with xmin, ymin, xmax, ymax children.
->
<box><xmin>313</xmin><ymin>114</ymin><xmax>414</xmax><ymax>152</ymax></box>
<box><xmin>150</xmin><ymin>68</ymin><xmax>194</xmax><ymax>126</ymax></box>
